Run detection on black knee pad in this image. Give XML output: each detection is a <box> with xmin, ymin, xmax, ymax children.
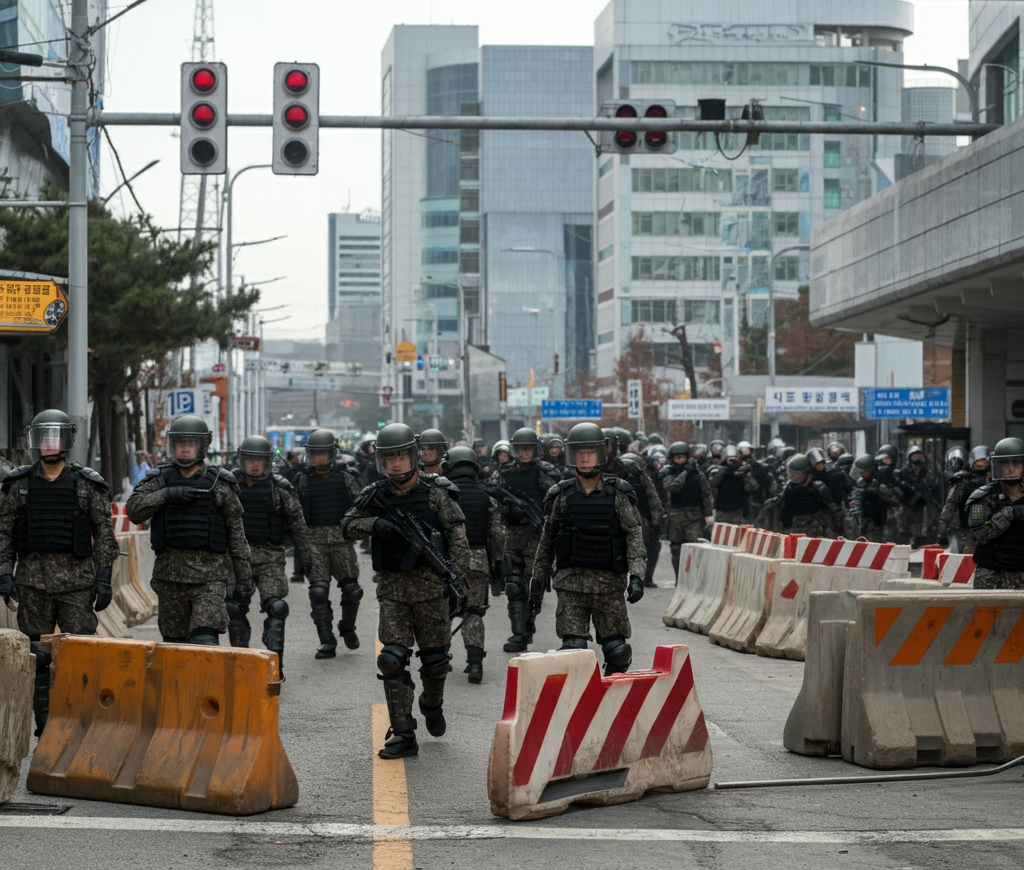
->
<box><xmin>599</xmin><ymin>635</ymin><xmax>632</xmax><ymax>671</ymax></box>
<box><xmin>377</xmin><ymin>643</ymin><xmax>411</xmax><ymax>677</ymax></box>
<box><xmin>417</xmin><ymin>646</ymin><xmax>451</xmax><ymax>681</ymax></box>
<box><xmin>559</xmin><ymin>635</ymin><xmax>589</xmax><ymax>650</ymax></box>
<box><xmin>263</xmin><ymin>597</ymin><xmax>289</xmax><ymax>620</ymax></box>
<box><xmin>339</xmin><ymin>579</ymin><xmax>363</xmax><ymax>604</ymax></box>
<box><xmin>225</xmin><ymin>598</ymin><xmax>245</xmax><ymax>622</ymax></box>
<box><xmin>505</xmin><ymin>580</ymin><xmax>525</xmax><ymax>601</ymax></box>
<box><xmin>308</xmin><ymin>584</ymin><xmax>330</xmax><ymax>606</ymax></box>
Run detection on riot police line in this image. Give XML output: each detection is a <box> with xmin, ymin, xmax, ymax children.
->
<box><xmin>3</xmin><ymin>409</ymin><xmax>1024</xmax><ymax>763</ymax></box>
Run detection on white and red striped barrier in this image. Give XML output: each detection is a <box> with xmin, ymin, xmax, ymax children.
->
<box><xmin>936</xmin><ymin>553</ymin><xmax>975</xmax><ymax>586</ymax></box>
<box><xmin>743</xmin><ymin>529</ymin><xmax>785</xmax><ymax>558</ymax></box>
<box><xmin>111</xmin><ymin>503</ymin><xmax>143</xmax><ymax>533</ymax></box>
<box><xmin>791</xmin><ymin>537</ymin><xmax>909</xmax><ymax>573</ymax></box>
<box><xmin>488</xmin><ymin>645</ymin><xmax>712</xmax><ymax>820</ymax></box>
<box><xmin>711</xmin><ymin>522</ymin><xmax>751</xmax><ymax>549</ymax></box>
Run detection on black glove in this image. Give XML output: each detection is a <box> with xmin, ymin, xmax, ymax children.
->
<box><xmin>507</xmin><ymin>505</ymin><xmax>528</xmax><ymax>523</ymax></box>
<box><xmin>528</xmin><ymin>578</ymin><xmax>544</xmax><ymax>617</ymax></box>
<box><xmin>163</xmin><ymin>486</ymin><xmax>202</xmax><ymax>504</ymax></box>
<box><xmin>937</xmin><ymin>533</ymin><xmax>950</xmax><ymax>548</ymax></box>
<box><xmin>627</xmin><ymin>574</ymin><xmax>645</xmax><ymax>604</ymax></box>
<box><xmin>1013</xmin><ymin>505</ymin><xmax>1024</xmax><ymax>522</ymax></box>
<box><xmin>232</xmin><ymin>560</ymin><xmax>253</xmax><ymax>601</ymax></box>
<box><xmin>373</xmin><ymin>517</ymin><xmax>400</xmax><ymax>540</ymax></box>
<box><xmin>0</xmin><ymin>572</ymin><xmax>17</xmax><ymax>607</ymax></box>
<box><xmin>298</xmin><ymin>550</ymin><xmax>313</xmax><ymax>578</ymax></box>
<box><xmin>92</xmin><ymin>567</ymin><xmax>113</xmax><ymax>612</ymax></box>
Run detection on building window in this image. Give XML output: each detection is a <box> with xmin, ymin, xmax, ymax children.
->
<box><xmin>632</xmin><ymin>211</ymin><xmax>720</xmax><ymax>237</ymax></box>
<box><xmin>631</xmin><ymin>299</ymin><xmax>677</xmax><ymax>323</ymax></box>
<box><xmin>459</xmin><ymin>189</ymin><xmax>479</xmax><ymax>212</ymax></box>
<box><xmin>824</xmin><ymin>141</ymin><xmax>842</xmax><ymax>168</ymax></box>
<box><xmin>772</xmin><ymin>169</ymin><xmax>799</xmax><ymax>192</ymax></box>
<box><xmin>683</xmin><ymin>299</ymin><xmax>720</xmax><ymax>324</ymax></box>
<box><xmin>631</xmin><ymin>256</ymin><xmax>721</xmax><ymax>281</ymax></box>
<box><xmin>422</xmin><ymin>248</ymin><xmax>458</xmax><ymax>265</ymax></box>
<box><xmin>631</xmin><ymin>61</ymin><xmax>798</xmax><ymax>87</ymax></box>
<box><xmin>459</xmin><ymin>251</ymin><xmax>479</xmax><ymax>274</ymax></box>
<box><xmin>459</xmin><ymin>158</ymin><xmax>479</xmax><ymax>181</ymax></box>
<box><xmin>459</xmin><ymin>220</ymin><xmax>479</xmax><ymax>244</ymax></box>
<box><xmin>773</xmin><ymin>212</ymin><xmax>800</xmax><ymax>236</ymax></box>
<box><xmin>422</xmin><ymin>212</ymin><xmax>458</xmax><ymax>228</ymax></box>
<box><xmin>773</xmin><ymin>256</ymin><xmax>801</xmax><ymax>281</ymax></box>
<box><xmin>823</xmin><ymin>104</ymin><xmax>842</xmax><ymax>121</ymax></box>
<box><xmin>632</xmin><ymin>167</ymin><xmax>732</xmax><ymax>193</ymax></box>
<box><xmin>598</xmin><ymin>244</ymin><xmax>614</xmax><ymax>262</ymax></box>
<box><xmin>809</xmin><ymin>65</ymin><xmax>871</xmax><ymax>87</ymax></box>
<box><xmin>824</xmin><ymin>178</ymin><xmax>841</xmax><ymax>209</ymax></box>
<box><xmin>598</xmin><ymin>330</ymin><xmax>614</xmax><ymax>345</ymax></box>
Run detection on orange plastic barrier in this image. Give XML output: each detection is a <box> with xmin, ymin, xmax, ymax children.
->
<box><xmin>27</xmin><ymin>634</ymin><xmax>296</xmax><ymax>815</ymax></box>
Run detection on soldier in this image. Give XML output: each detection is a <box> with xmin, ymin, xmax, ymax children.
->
<box><xmin>418</xmin><ymin>428</ymin><xmax>448</xmax><ymax>477</ymax></box>
<box><xmin>126</xmin><ymin>414</ymin><xmax>251</xmax><ymax>645</ymax></box>
<box><xmin>808</xmin><ymin>446</ymin><xmax>850</xmax><ymax>508</ymax></box>
<box><xmin>619</xmin><ymin>452</ymin><xmax>665</xmax><ymax>587</ymax></box>
<box><xmin>443</xmin><ymin>446</ymin><xmax>505</xmax><ymax>683</ymax></box>
<box><xmin>228</xmin><ymin>436</ymin><xmax>312</xmax><ymax>679</ymax></box>
<box><xmin>660</xmin><ymin>442</ymin><xmax>714</xmax><ymax>579</ymax></box>
<box><xmin>846</xmin><ymin>454</ymin><xmax>901</xmax><ymax>542</ymax></box>
<box><xmin>294</xmin><ymin>428</ymin><xmax>364</xmax><ymax>658</ymax></box>
<box><xmin>895</xmin><ymin>445</ymin><xmax>941</xmax><ymax>546</ymax></box>
<box><xmin>771</xmin><ymin>453</ymin><xmax>842</xmax><ymax>537</ymax></box>
<box><xmin>340</xmin><ymin>423</ymin><xmax>469</xmax><ymax>759</ymax></box>
<box><xmin>708</xmin><ymin>445</ymin><xmax>758</xmax><ymax>525</ymax></box>
<box><xmin>530</xmin><ymin>422</ymin><xmax>647</xmax><ymax>675</ymax></box>
<box><xmin>940</xmin><ymin>445</ymin><xmax>988</xmax><ymax>553</ymax></box>
<box><xmin>738</xmin><ymin>441</ymin><xmax>774</xmax><ymax>514</ymax></box>
<box><xmin>0</xmin><ymin>409</ymin><xmax>119</xmax><ymax>737</ymax></box>
<box><xmin>473</xmin><ymin>439</ymin><xmax>494</xmax><ymax>480</ymax></box>
<box><xmin>541</xmin><ymin>434</ymin><xmax>569</xmax><ymax>475</ymax></box>
<box><xmin>966</xmin><ymin>438</ymin><xmax>1024</xmax><ymax>588</ymax></box>
<box><xmin>489</xmin><ymin>427</ymin><xmax>560</xmax><ymax>652</ymax></box>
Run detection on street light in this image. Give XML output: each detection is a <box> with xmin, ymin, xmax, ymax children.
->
<box><xmin>767</xmin><ymin>244</ymin><xmax>810</xmax><ymax>439</ymax></box>
<box><xmin>861</xmin><ymin>61</ymin><xmax>980</xmax><ymax>133</ymax></box>
<box><xmin>101</xmin><ymin>158</ymin><xmax>160</xmax><ymax>206</ymax></box>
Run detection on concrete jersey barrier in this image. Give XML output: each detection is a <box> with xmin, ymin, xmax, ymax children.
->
<box><xmin>792</xmin><ymin>537</ymin><xmax>910</xmax><ymax>573</ymax></box>
<box><xmin>708</xmin><ymin>552</ymin><xmax>780</xmax><ymax>654</ymax></box>
<box><xmin>662</xmin><ymin>543</ymin><xmax>734</xmax><ymax>634</ymax></box>
<box><xmin>488</xmin><ymin>645</ymin><xmax>712</xmax><ymax>820</ymax></box>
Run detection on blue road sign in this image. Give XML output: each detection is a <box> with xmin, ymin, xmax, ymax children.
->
<box><xmin>862</xmin><ymin>387</ymin><xmax>951</xmax><ymax>420</ymax></box>
<box><xmin>541</xmin><ymin>399</ymin><xmax>603</xmax><ymax>419</ymax></box>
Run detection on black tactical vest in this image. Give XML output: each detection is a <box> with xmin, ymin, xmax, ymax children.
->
<box><xmin>502</xmin><ymin>465</ymin><xmax>545</xmax><ymax>507</ymax></box>
<box><xmin>780</xmin><ymin>482</ymin><xmax>822</xmax><ymax>527</ymax></box>
<box><xmin>22</xmin><ymin>474</ymin><xmax>93</xmax><ymax>557</ymax></box>
<box><xmin>238</xmin><ymin>478</ymin><xmax>287</xmax><ymax>545</ymax></box>
<box><xmin>449</xmin><ymin>474</ymin><xmax>489</xmax><ymax>549</ymax></box>
<box><xmin>303</xmin><ymin>469</ymin><xmax>352</xmax><ymax>526</ymax></box>
<box><xmin>554</xmin><ymin>481</ymin><xmax>627</xmax><ymax>573</ymax></box>
<box><xmin>973</xmin><ymin>495</ymin><xmax>1024</xmax><ymax>571</ymax></box>
<box><xmin>669</xmin><ymin>467</ymin><xmax>702</xmax><ymax>509</ymax></box>
<box><xmin>860</xmin><ymin>486</ymin><xmax>889</xmax><ymax>527</ymax></box>
<box><xmin>715</xmin><ymin>470</ymin><xmax>747</xmax><ymax>512</ymax></box>
<box><xmin>370</xmin><ymin>482</ymin><xmax>446</xmax><ymax>572</ymax></box>
<box><xmin>150</xmin><ymin>466</ymin><xmax>228</xmax><ymax>554</ymax></box>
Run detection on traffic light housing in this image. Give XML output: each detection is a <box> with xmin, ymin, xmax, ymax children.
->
<box><xmin>180</xmin><ymin>62</ymin><xmax>227</xmax><ymax>174</ymax></box>
<box><xmin>273</xmin><ymin>62</ymin><xmax>319</xmax><ymax>175</ymax></box>
<box><xmin>599</xmin><ymin>100</ymin><xmax>676</xmax><ymax>154</ymax></box>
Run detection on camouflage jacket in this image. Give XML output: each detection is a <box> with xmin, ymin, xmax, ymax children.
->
<box><xmin>0</xmin><ymin>461</ymin><xmax>119</xmax><ymax>591</ymax></box>
<box><xmin>662</xmin><ymin>462</ymin><xmax>715</xmax><ymax>517</ymax></box>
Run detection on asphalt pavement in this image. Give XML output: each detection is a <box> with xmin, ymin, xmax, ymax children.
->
<box><xmin>2</xmin><ymin>546</ymin><xmax>1023</xmax><ymax>869</ymax></box>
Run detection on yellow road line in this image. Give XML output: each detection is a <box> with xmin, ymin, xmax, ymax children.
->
<box><xmin>373</xmin><ymin>637</ymin><xmax>413</xmax><ymax>870</ymax></box>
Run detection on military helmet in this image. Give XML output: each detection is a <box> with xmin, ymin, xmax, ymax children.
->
<box><xmin>28</xmin><ymin>408</ymin><xmax>76</xmax><ymax>459</ymax></box>
<box><xmin>806</xmin><ymin>447</ymin><xmax>827</xmax><ymax>467</ymax></box>
<box><xmin>304</xmin><ymin>428</ymin><xmax>338</xmax><ymax>470</ymax></box>
<box><xmin>826</xmin><ymin>440</ymin><xmax>847</xmax><ymax>460</ymax></box>
<box><xmin>737</xmin><ymin>440</ymin><xmax>754</xmax><ymax>457</ymax></box>
<box><xmin>692</xmin><ymin>442</ymin><xmax>708</xmax><ymax>460</ymax></box>
<box><xmin>853</xmin><ymin>453</ymin><xmax>877</xmax><ymax>474</ymax></box>
<box><xmin>375</xmin><ymin>422</ymin><xmax>419</xmax><ymax>483</ymax></box>
<box><xmin>990</xmin><ymin>437</ymin><xmax>1024</xmax><ymax>483</ymax></box>
<box><xmin>565</xmin><ymin>422</ymin><xmax>607</xmax><ymax>475</ymax></box>
<box><xmin>788</xmin><ymin>453</ymin><xmax>812</xmax><ymax>482</ymax></box>
<box><xmin>510</xmin><ymin>427</ymin><xmax>538</xmax><ymax>446</ymax></box>
<box><xmin>724</xmin><ymin>444</ymin><xmax>740</xmax><ymax>462</ymax></box>
<box><xmin>418</xmin><ymin>428</ymin><xmax>448</xmax><ymax>450</ymax></box>
<box><xmin>709</xmin><ymin>439</ymin><xmax>725</xmax><ymax>456</ymax></box>
<box><xmin>668</xmin><ymin>441</ymin><xmax>690</xmax><ymax>457</ymax></box>
<box><xmin>877</xmin><ymin>443</ymin><xmax>899</xmax><ymax>464</ymax></box>
<box><xmin>613</xmin><ymin>427</ymin><xmax>633</xmax><ymax>453</ymax></box>
<box><xmin>836</xmin><ymin>452</ymin><xmax>854</xmax><ymax>470</ymax></box>
<box><xmin>238</xmin><ymin>434</ymin><xmax>274</xmax><ymax>480</ymax></box>
<box><xmin>647</xmin><ymin>433</ymin><xmax>664</xmax><ymax>446</ymax></box>
<box><xmin>491</xmin><ymin>439</ymin><xmax>511</xmax><ymax>462</ymax></box>
<box><xmin>767</xmin><ymin>437</ymin><xmax>785</xmax><ymax>455</ymax></box>
<box><xmin>444</xmin><ymin>445</ymin><xmax>479</xmax><ymax>474</ymax></box>
<box><xmin>944</xmin><ymin>446</ymin><xmax>967</xmax><ymax>477</ymax></box>
<box><xmin>907</xmin><ymin>444</ymin><xmax>926</xmax><ymax>464</ymax></box>
<box><xmin>779</xmin><ymin>446</ymin><xmax>796</xmax><ymax>462</ymax></box>
<box><xmin>969</xmin><ymin>444</ymin><xmax>990</xmax><ymax>469</ymax></box>
<box><xmin>166</xmin><ymin>414</ymin><xmax>211</xmax><ymax>467</ymax></box>
<box><xmin>619</xmin><ymin>452</ymin><xmax>645</xmax><ymax>473</ymax></box>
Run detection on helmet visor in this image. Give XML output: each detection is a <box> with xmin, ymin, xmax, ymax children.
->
<box><xmin>376</xmin><ymin>443</ymin><xmax>418</xmax><ymax>479</ymax></box>
<box><xmin>991</xmin><ymin>454</ymin><xmax>1024</xmax><ymax>482</ymax></box>
<box><xmin>566</xmin><ymin>440</ymin><xmax>606</xmax><ymax>470</ymax></box>
<box><xmin>789</xmin><ymin>468</ymin><xmax>809</xmax><ymax>484</ymax></box>
<box><xmin>29</xmin><ymin>424</ymin><xmax>70</xmax><ymax>452</ymax></box>
<box><xmin>239</xmin><ymin>451</ymin><xmax>271</xmax><ymax>479</ymax></box>
<box><xmin>167</xmin><ymin>433</ymin><xmax>208</xmax><ymax>466</ymax></box>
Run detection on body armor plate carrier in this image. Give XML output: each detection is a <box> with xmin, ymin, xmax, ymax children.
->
<box><xmin>370</xmin><ymin>482</ymin><xmax>447</xmax><ymax>572</ymax></box>
<box><xmin>554</xmin><ymin>481</ymin><xmax>627</xmax><ymax>573</ymax></box>
<box><xmin>22</xmin><ymin>474</ymin><xmax>92</xmax><ymax>557</ymax></box>
<box><xmin>303</xmin><ymin>469</ymin><xmax>352</xmax><ymax>527</ymax></box>
<box><xmin>151</xmin><ymin>466</ymin><xmax>228</xmax><ymax>554</ymax></box>
<box><xmin>238</xmin><ymin>477</ymin><xmax>287</xmax><ymax>545</ymax></box>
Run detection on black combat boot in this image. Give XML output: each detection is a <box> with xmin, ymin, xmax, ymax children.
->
<box><xmin>309</xmin><ymin>584</ymin><xmax>337</xmax><ymax>659</ymax></box>
<box><xmin>503</xmin><ymin>599</ymin><xmax>529</xmax><ymax>652</ymax></box>
<box><xmin>29</xmin><ymin>641</ymin><xmax>50</xmax><ymax>738</ymax></box>
<box><xmin>379</xmin><ymin>672</ymin><xmax>418</xmax><ymax>759</ymax></box>
<box><xmin>465</xmin><ymin>645</ymin><xmax>485</xmax><ymax>684</ymax></box>
<box><xmin>337</xmin><ymin>578</ymin><xmax>362</xmax><ymax>650</ymax></box>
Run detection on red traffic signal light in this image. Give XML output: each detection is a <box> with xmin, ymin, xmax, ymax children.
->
<box><xmin>600</xmin><ymin>100</ymin><xmax>676</xmax><ymax>154</ymax></box>
<box><xmin>614</xmin><ymin>104</ymin><xmax>638</xmax><ymax>149</ymax></box>
<box><xmin>191</xmin><ymin>67</ymin><xmax>217</xmax><ymax>93</ymax></box>
<box><xmin>284</xmin><ymin>104</ymin><xmax>309</xmax><ymax>129</ymax></box>
<box><xmin>181</xmin><ymin>61</ymin><xmax>227</xmax><ymax>174</ymax></box>
<box><xmin>273</xmin><ymin>62</ymin><xmax>319</xmax><ymax>175</ymax></box>
<box><xmin>644</xmin><ymin>103</ymin><xmax>669</xmax><ymax>149</ymax></box>
<box><xmin>190</xmin><ymin>103</ymin><xmax>216</xmax><ymax>128</ymax></box>
<box><xmin>284</xmin><ymin>69</ymin><xmax>309</xmax><ymax>94</ymax></box>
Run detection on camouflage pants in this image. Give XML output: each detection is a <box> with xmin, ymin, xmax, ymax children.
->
<box><xmin>973</xmin><ymin>566</ymin><xmax>1024</xmax><ymax>590</ymax></box>
<box><xmin>715</xmin><ymin>509</ymin><xmax>746</xmax><ymax>526</ymax></box>
<box><xmin>459</xmin><ymin>567</ymin><xmax>489</xmax><ymax>650</ymax></box>
<box><xmin>667</xmin><ymin>507</ymin><xmax>705</xmax><ymax>545</ymax></box>
<box><xmin>378</xmin><ymin>595</ymin><xmax>451</xmax><ymax>651</ymax></box>
<box><xmin>309</xmin><ymin>540</ymin><xmax>359</xmax><ymax>585</ymax></box>
<box><xmin>788</xmin><ymin>512</ymin><xmax>837</xmax><ymax>538</ymax></box>
<box><xmin>249</xmin><ymin>546</ymin><xmax>289</xmax><ymax>602</ymax></box>
<box><xmin>16</xmin><ymin>584</ymin><xmax>97</xmax><ymax>638</ymax></box>
<box><xmin>152</xmin><ymin>578</ymin><xmax>229</xmax><ymax>639</ymax></box>
<box><xmin>554</xmin><ymin>588</ymin><xmax>630</xmax><ymax>642</ymax></box>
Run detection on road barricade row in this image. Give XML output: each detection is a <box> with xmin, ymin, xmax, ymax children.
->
<box><xmin>663</xmin><ymin>543</ymin><xmax>734</xmax><ymax>634</ymax></box>
<box><xmin>711</xmin><ymin>522</ymin><xmax>751</xmax><ymax>549</ymax></box>
<box><xmin>28</xmin><ymin>634</ymin><xmax>296</xmax><ymax>814</ymax></box>
<box><xmin>708</xmin><ymin>552</ymin><xmax>779</xmax><ymax>654</ymax></box>
<box><xmin>488</xmin><ymin>645</ymin><xmax>712</xmax><ymax>820</ymax></box>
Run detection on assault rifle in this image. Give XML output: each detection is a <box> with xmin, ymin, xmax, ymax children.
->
<box><xmin>898</xmin><ymin>469</ymin><xmax>944</xmax><ymax>511</ymax></box>
<box><xmin>487</xmin><ymin>485</ymin><xmax>545</xmax><ymax>532</ymax></box>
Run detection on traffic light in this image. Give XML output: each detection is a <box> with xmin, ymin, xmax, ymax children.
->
<box><xmin>272</xmin><ymin>62</ymin><xmax>319</xmax><ymax>175</ymax></box>
<box><xmin>180</xmin><ymin>62</ymin><xmax>227</xmax><ymax>174</ymax></box>
<box><xmin>599</xmin><ymin>100</ymin><xmax>676</xmax><ymax>154</ymax></box>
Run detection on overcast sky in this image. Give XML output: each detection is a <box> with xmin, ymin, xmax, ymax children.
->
<box><xmin>95</xmin><ymin>0</ymin><xmax>969</xmax><ymax>340</ymax></box>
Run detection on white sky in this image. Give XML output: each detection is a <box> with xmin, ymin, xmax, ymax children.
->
<box><xmin>95</xmin><ymin>0</ymin><xmax>969</xmax><ymax>340</ymax></box>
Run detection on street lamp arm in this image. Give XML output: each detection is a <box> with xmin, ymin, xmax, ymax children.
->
<box><xmin>861</xmin><ymin>60</ymin><xmax>978</xmax><ymax>124</ymax></box>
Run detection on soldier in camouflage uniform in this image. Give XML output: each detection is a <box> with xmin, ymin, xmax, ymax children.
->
<box><xmin>294</xmin><ymin>428</ymin><xmax>365</xmax><ymax>658</ymax></box>
<box><xmin>444</xmin><ymin>446</ymin><xmax>505</xmax><ymax>683</ymax></box>
<box><xmin>769</xmin><ymin>453</ymin><xmax>842</xmax><ymax>537</ymax></box>
<box><xmin>0</xmin><ymin>409</ymin><xmax>119</xmax><ymax>737</ymax></box>
<box><xmin>967</xmin><ymin>438</ymin><xmax>1024</xmax><ymax>589</ymax></box>
<box><xmin>228</xmin><ymin>435</ymin><xmax>312</xmax><ymax>679</ymax></box>
<box><xmin>708</xmin><ymin>445</ymin><xmax>760</xmax><ymax>525</ymax></box>
<box><xmin>488</xmin><ymin>427</ymin><xmax>560</xmax><ymax>652</ymax></box>
<box><xmin>604</xmin><ymin>429</ymin><xmax>665</xmax><ymax>585</ymax></box>
<box><xmin>896</xmin><ymin>445</ymin><xmax>942</xmax><ymax>546</ymax></box>
<box><xmin>418</xmin><ymin>428</ymin><xmax>448</xmax><ymax>477</ymax></box>
<box><xmin>660</xmin><ymin>442</ymin><xmax>714</xmax><ymax>580</ymax></box>
<box><xmin>126</xmin><ymin>414</ymin><xmax>252</xmax><ymax>645</ymax></box>
<box><xmin>940</xmin><ymin>445</ymin><xmax>988</xmax><ymax>554</ymax></box>
<box><xmin>530</xmin><ymin>422</ymin><xmax>647</xmax><ymax>675</ymax></box>
<box><xmin>341</xmin><ymin>423</ymin><xmax>470</xmax><ymax>760</ymax></box>
<box><xmin>846</xmin><ymin>454</ymin><xmax>902</xmax><ymax>542</ymax></box>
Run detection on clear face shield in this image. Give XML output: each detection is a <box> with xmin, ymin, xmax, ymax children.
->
<box><xmin>168</xmin><ymin>434</ymin><xmax>207</xmax><ymax>467</ymax></box>
<box><xmin>990</xmin><ymin>454</ymin><xmax>1024</xmax><ymax>483</ymax></box>
<box><xmin>789</xmin><ymin>467</ymin><xmax>810</xmax><ymax>484</ymax></box>
<box><xmin>419</xmin><ymin>444</ymin><xmax>444</xmax><ymax>465</ymax></box>
<box><xmin>240</xmin><ymin>452</ymin><xmax>272</xmax><ymax>480</ymax></box>
<box><xmin>376</xmin><ymin>444</ymin><xmax>418</xmax><ymax>483</ymax></box>
<box><xmin>305</xmin><ymin>445</ymin><xmax>336</xmax><ymax>470</ymax></box>
<box><xmin>513</xmin><ymin>444</ymin><xmax>536</xmax><ymax>466</ymax></box>
<box><xmin>567</xmin><ymin>441</ymin><xmax>607</xmax><ymax>478</ymax></box>
<box><xmin>29</xmin><ymin>424</ymin><xmax>72</xmax><ymax>453</ymax></box>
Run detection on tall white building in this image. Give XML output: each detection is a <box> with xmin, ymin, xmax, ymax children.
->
<box><xmin>593</xmin><ymin>0</ymin><xmax>913</xmax><ymax>431</ymax></box>
<box><xmin>325</xmin><ymin>209</ymin><xmax>381</xmax><ymax>374</ymax></box>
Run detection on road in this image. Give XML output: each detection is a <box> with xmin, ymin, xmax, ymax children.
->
<box><xmin>2</xmin><ymin>549</ymin><xmax>1022</xmax><ymax>869</ymax></box>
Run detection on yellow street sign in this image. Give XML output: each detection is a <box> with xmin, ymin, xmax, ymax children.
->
<box><xmin>395</xmin><ymin>341</ymin><xmax>417</xmax><ymax>363</ymax></box>
<box><xmin>0</xmin><ymin>279</ymin><xmax>68</xmax><ymax>334</ymax></box>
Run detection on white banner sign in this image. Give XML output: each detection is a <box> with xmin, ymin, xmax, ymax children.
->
<box><xmin>764</xmin><ymin>386</ymin><xmax>858</xmax><ymax>413</ymax></box>
<box><xmin>665</xmin><ymin>398</ymin><xmax>731</xmax><ymax>420</ymax></box>
<box><xmin>506</xmin><ymin>386</ymin><xmax>549</xmax><ymax>407</ymax></box>
<box><xmin>627</xmin><ymin>379</ymin><xmax>643</xmax><ymax>420</ymax></box>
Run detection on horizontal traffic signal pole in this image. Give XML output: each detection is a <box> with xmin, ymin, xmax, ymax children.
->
<box><xmin>91</xmin><ymin>111</ymin><xmax>994</xmax><ymax>138</ymax></box>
